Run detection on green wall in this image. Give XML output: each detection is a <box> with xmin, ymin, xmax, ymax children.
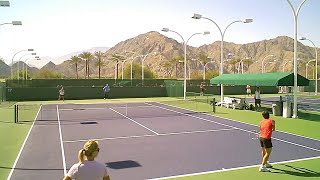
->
<box><xmin>6</xmin><ymin>87</ymin><xmax>168</xmax><ymax>101</ymax></box>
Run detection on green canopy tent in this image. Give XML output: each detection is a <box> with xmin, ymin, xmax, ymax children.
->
<box><xmin>210</xmin><ymin>72</ymin><xmax>309</xmax><ymax>86</ymax></box>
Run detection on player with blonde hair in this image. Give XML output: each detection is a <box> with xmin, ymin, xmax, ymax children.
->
<box><xmin>63</xmin><ymin>140</ymin><xmax>111</xmax><ymax>180</ymax></box>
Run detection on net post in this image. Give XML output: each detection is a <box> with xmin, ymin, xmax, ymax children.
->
<box><xmin>14</xmin><ymin>104</ymin><xmax>18</xmax><ymax>123</ymax></box>
<box><xmin>212</xmin><ymin>98</ymin><xmax>216</xmax><ymax>113</ymax></box>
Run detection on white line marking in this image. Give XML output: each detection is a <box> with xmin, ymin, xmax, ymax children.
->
<box><xmin>155</xmin><ymin>101</ymin><xmax>320</xmax><ymax>142</ymax></box>
<box><xmin>148</xmin><ymin>102</ymin><xmax>320</xmax><ymax>152</ymax></box>
<box><xmin>57</xmin><ymin>105</ymin><xmax>67</xmax><ymax>176</ymax></box>
<box><xmin>59</xmin><ymin>105</ymin><xmax>155</xmax><ymax>111</ymax></box>
<box><xmin>156</xmin><ymin>101</ymin><xmax>320</xmax><ymax>142</ymax></box>
<box><xmin>148</xmin><ymin>156</ymin><xmax>320</xmax><ymax>180</ymax></box>
<box><xmin>109</xmin><ymin>107</ymin><xmax>160</xmax><ymax>135</ymax></box>
<box><xmin>7</xmin><ymin>105</ymin><xmax>42</xmax><ymax>180</ymax></box>
<box><xmin>63</xmin><ymin>128</ymin><xmax>235</xmax><ymax>143</ymax></box>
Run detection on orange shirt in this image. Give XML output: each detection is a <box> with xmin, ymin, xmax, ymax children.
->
<box><xmin>260</xmin><ymin>119</ymin><xmax>274</xmax><ymax>139</ymax></box>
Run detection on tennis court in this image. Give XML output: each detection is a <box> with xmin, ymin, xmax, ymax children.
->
<box><xmin>8</xmin><ymin>100</ymin><xmax>320</xmax><ymax>180</ymax></box>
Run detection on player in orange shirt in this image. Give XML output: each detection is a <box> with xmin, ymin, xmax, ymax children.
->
<box><xmin>259</xmin><ymin>111</ymin><xmax>275</xmax><ymax>172</ymax></box>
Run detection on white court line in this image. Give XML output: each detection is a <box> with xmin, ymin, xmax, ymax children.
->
<box><xmin>147</xmin><ymin>103</ymin><xmax>320</xmax><ymax>152</ymax></box>
<box><xmin>109</xmin><ymin>107</ymin><xmax>160</xmax><ymax>135</ymax></box>
<box><xmin>7</xmin><ymin>105</ymin><xmax>42</xmax><ymax>180</ymax></box>
<box><xmin>148</xmin><ymin>155</ymin><xmax>320</xmax><ymax>180</ymax></box>
<box><xmin>59</xmin><ymin>105</ymin><xmax>155</xmax><ymax>111</ymax></box>
<box><xmin>57</xmin><ymin>105</ymin><xmax>67</xmax><ymax>176</ymax></box>
<box><xmin>63</xmin><ymin>128</ymin><xmax>235</xmax><ymax>143</ymax></box>
<box><xmin>154</xmin><ymin>101</ymin><xmax>320</xmax><ymax>143</ymax></box>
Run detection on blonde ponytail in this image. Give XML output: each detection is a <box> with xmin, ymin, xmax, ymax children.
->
<box><xmin>78</xmin><ymin>140</ymin><xmax>99</xmax><ymax>163</ymax></box>
<box><xmin>78</xmin><ymin>149</ymin><xmax>85</xmax><ymax>163</ymax></box>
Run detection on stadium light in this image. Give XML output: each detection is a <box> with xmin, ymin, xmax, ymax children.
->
<box><xmin>11</xmin><ymin>49</ymin><xmax>35</xmax><ymax>79</ymax></box>
<box><xmin>192</xmin><ymin>13</ymin><xmax>252</xmax><ymax>105</ymax></box>
<box><xmin>299</xmin><ymin>37</ymin><xmax>318</xmax><ymax>95</ymax></box>
<box><xmin>0</xmin><ymin>1</ymin><xmax>9</xmax><ymax>7</ymax></box>
<box><xmin>286</xmin><ymin>0</ymin><xmax>307</xmax><ymax>118</ymax></box>
<box><xmin>162</xmin><ymin>27</ymin><xmax>209</xmax><ymax>99</ymax></box>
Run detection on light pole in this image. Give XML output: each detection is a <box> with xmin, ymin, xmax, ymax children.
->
<box><xmin>0</xmin><ymin>21</ymin><xmax>22</xmax><ymax>26</ymax></box>
<box><xmin>162</xmin><ymin>27</ymin><xmax>209</xmax><ymax>99</ymax></box>
<box><xmin>261</xmin><ymin>55</ymin><xmax>275</xmax><ymax>73</ymax></box>
<box><xmin>237</xmin><ymin>57</ymin><xmax>251</xmax><ymax>74</ymax></box>
<box><xmin>23</xmin><ymin>56</ymin><xmax>39</xmax><ymax>80</ymax></box>
<box><xmin>11</xmin><ymin>49</ymin><xmax>34</xmax><ymax>79</ymax></box>
<box><xmin>130</xmin><ymin>56</ymin><xmax>141</xmax><ymax>82</ymax></box>
<box><xmin>263</xmin><ymin>59</ymin><xmax>276</xmax><ymax>73</ymax></box>
<box><xmin>188</xmin><ymin>58</ymin><xmax>198</xmax><ymax>80</ymax></box>
<box><xmin>192</xmin><ymin>13</ymin><xmax>252</xmax><ymax>103</ymax></box>
<box><xmin>286</xmin><ymin>0</ymin><xmax>307</xmax><ymax>118</ymax></box>
<box><xmin>114</xmin><ymin>61</ymin><xmax>121</xmax><ymax>83</ymax></box>
<box><xmin>282</xmin><ymin>60</ymin><xmax>292</xmax><ymax>72</ymax></box>
<box><xmin>203</xmin><ymin>60</ymin><xmax>215</xmax><ymax>81</ymax></box>
<box><xmin>141</xmin><ymin>51</ymin><xmax>158</xmax><ymax>86</ymax></box>
<box><xmin>305</xmin><ymin>59</ymin><xmax>315</xmax><ymax>79</ymax></box>
<box><xmin>25</xmin><ymin>58</ymin><xmax>40</xmax><ymax>80</ymax></box>
<box><xmin>300</xmin><ymin>37</ymin><xmax>318</xmax><ymax>95</ymax></box>
<box><xmin>263</xmin><ymin>62</ymin><xmax>275</xmax><ymax>73</ymax></box>
<box><xmin>121</xmin><ymin>59</ymin><xmax>130</xmax><ymax>80</ymax></box>
<box><xmin>17</xmin><ymin>53</ymin><xmax>36</xmax><ymax>80</ymax></box>
<box><xmin>0</xmin><ymin>1</ymin><xmax>10</xmax><ymax>7</ymax></box>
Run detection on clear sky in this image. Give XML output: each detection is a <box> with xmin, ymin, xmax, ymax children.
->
<box><xmin>0</xmin><ymin>0</ymin><xmax>319</xmax><ymax>66</ymax></box>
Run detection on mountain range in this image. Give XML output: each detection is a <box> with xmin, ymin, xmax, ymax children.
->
<box><xmin>0</xmin><ymin>31</ymin><xmax>318</xmax><ymax>79</ymax></box>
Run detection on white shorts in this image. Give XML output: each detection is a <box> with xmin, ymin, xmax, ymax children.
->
<box><xmin>246</xmin><ymin>89</ymin><xmax>251</xmax><ymax>94</ymax></box>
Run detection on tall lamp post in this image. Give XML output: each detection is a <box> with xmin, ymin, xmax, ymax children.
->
<box><xmin>286</xmin><ymin>0</ymin><xmax>307</xmax><ymax>118</ymax></box>
<box><xmin>305</xmin><ymin>59</ymin><xmax>315</xmax><ymax>79</ymax></box>
<box><xmin>203</xmin><ymin>60</ymin><xmax>215</xmax><ymax>81</ymax></box>
<box><xmin>261</xmin><ymin>55</ymin><xmax>275</xmax><ymax>73</ymax></box>
<box><xmin>11</xmin><ymin>49</ymin><xmax>34</xmax><ymax>79</ymax></box>
<box><xmin>238</xmin><ymin>57</ymin><xmax>251</xmax><ymax>74</ymax></box>
<box><xmin>0</xmin><ymin>1</ymin><xmax>10</xmax><ymax>7</ymax></box>
<box><xmin>140</xmin><ymin>52</ymin><xmax>158</xmax><ymax>86</ymax></box>
<box><xmin>162</xmin><ymin>27</ymin><xmax>209</xmax><ymax>100</ymax></box>
<box><xmin>0</xmin><ymin>21</ymin><xmax>22</xmax><ymax>27</ymax></box>
<box><xmin>17</xmin><ymin>53</ymin><xmax>36</xmax><ymax>80</ymax></box>
<box><xmin>300</xmin><ymin>37</ymin><xmax>318</xmax><ymax>95</ymax></box>
<box><xmin>282</xmin><ymin>60</ymin><xmax>292</xmax><ymax>72</ymax></box>
<box><xmin>192</xmin><ymin>13</ymin><xmax>252</xmax><ymax>104</ymax></box>
<box><xmin>263</xmin><ymin>59</ymin><xmax>277</xmax><ymax>73</ymax></box>
<box><xmin>25</xmin><ymin>57</ymin><xmax>40</xmax><ymax>80</ymax></box>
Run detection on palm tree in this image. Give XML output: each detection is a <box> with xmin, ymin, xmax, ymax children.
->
<box><xmin>94</xmin><ymin>51</ymin><xmax>105</xmax><ymax>79</ymax></box>
<box><xmin>80</xmin><ymin>52</ymin><xmax>93</xmax><ymax>78</ymax></box>
<box><xmin>109</xmin><ymin>54</ymin><xmax>125</xmax><ymax>79</ymax></box>
<box><xmin>69</xmin><ymin>56</ymin><xmax>82</xmax><ymax>79</ymax></box>
<box><xmin>161</xmin><ymin>61</ymin><xmax>173</xmax><ymax>78</ymax></box>
<box><xmin>229</xmin><ymin>58</ymin><xmax>240</xmax><ymax>74</ymax></box>
<box><xmin>243</xmin><ymin>58</ymin><xmax>254</xmax><ymax>72</ymax></box>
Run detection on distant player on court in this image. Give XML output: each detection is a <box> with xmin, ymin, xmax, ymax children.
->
<box><xmin>58</xmin><ymin>86</ymin><xmax>65</xmax><ymax>101</ymax></box>
<box><xmin>259</xmin><ymin>111</ymin><xmax>275</xmax><ymax>172</ymax></box>
<box><xmin>103</xmin><ymin>84</ymin><xmax>110</xmax><ymax>100</ymax></box>
<box><xmin>200</xmin><ymin>82</ymin><xmax>205</xmax><ymax>96</ymax></box>
<box><xmin>246</xmin><ymin>85</ymin><xmax>251</xmax><ymax>96</ymax></box>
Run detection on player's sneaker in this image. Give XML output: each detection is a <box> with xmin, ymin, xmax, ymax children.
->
<box><xmin>259</xmin><ymin>166</ymin><xmax>271</xmax><ymax>172</ymax></box>
<box><xmin>266</xmin><ymin>162</ymin><xmax>272</xmax><ymax>168</ymax></box>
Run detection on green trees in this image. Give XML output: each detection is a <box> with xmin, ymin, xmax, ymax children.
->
<box><xmin>69</xmin><ymin>56</ymin><xmax>82</xmax><ymax>79</ymax></box>
<box><xmin>122</xmin><ymin>62</ymin><xmax>155</xmax><ymax>79</ymax></box>
<box><xmin>32</xmin><ymin>69</ymin><xmax>63</xmax><ymax>79</ymax></box>
<box><xmin>94</xmin><ymin>51</ymin><xmax>105</xmax><ymax>79</ymax></box>
<box><xmin>80</xmin><ymin>52</ymin><xmax>93</xmax><ymax>79</ymax></box>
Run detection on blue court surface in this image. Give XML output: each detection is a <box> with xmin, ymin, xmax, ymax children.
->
<box><xmin>8</xmin><ymin>102</ymin><xmax>320</xmax><ymax>180</ymax></box>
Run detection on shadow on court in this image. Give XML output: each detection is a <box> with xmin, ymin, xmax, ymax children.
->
<box><xmin>270</xmin><ymin>164</ymin><xmax>320</xmax><ymax>177</ymax></box>
<box><xmin>298</xmin><ymin>111</ymin><xmax>320</xmax><ymax>122</ymax></box>
<box><xmin>106</xmin><ymin>160</ymin><xmax>142</xmax><ymax>169</ymax></box>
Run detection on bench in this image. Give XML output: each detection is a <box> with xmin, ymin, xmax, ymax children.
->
<box><xmin>216</xmin><ymin>97</ymin><xmax>247</xmax><ymax>110</ymax></box>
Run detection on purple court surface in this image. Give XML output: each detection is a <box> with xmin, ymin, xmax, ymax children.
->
<box><xmin>8</xmin><ymin>102</ymin><xmax>320</xmax><ymax>180</ymax></box>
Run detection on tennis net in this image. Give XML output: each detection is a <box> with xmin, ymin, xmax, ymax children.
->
<box><xmin>25</xmin><ymin>97</ymin><xmax>216</xmax><ymax>124</ymax></box>
<box><xmin>14</xmin><ymin>104</ymin><xmax>40</xmax><ymax>123</ymax></box>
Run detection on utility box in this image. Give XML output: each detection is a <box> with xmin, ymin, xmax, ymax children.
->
<box><xmin>283</xmin><ymin>101</ymin><xmax>293</xmax><ymax>118</ymax></box>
